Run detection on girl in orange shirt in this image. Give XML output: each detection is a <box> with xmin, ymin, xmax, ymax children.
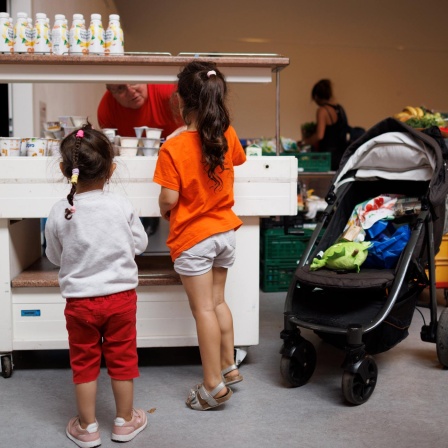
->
<box><xmin>154</xmin><ymin>61</ymin><xmax>246</xmax><ymax>410</ymax></box>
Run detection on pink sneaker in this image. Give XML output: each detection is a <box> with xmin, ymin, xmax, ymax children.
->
<box><xmin>111</xmin><ymin>408</ymin><xmax>148</xmax><ymax>442</ymax></box>
<box><xmin>66</xmin><ymin>417</ymin><xmax>101</xmax><ymax>448</ymax></box>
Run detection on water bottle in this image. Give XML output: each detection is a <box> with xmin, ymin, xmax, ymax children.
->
<box><xmin>0</xmin><ymin>12</ymin><xmax>14</xmax><ymax>53</ymax></box>
<box><xmin>34</xmin><ymin>12</ymin><xmax>50</xmax><ymax>54</ymax></box>
<box><xmin>105</xmin><ymin>14</ymin><xmax>124</xmax><ymax>55</ymax></box>
<box><xmin>88</xmin><ymin>13</ymin><xmax>104</xmax><ymax>55</ymax></box>
<box><xmin>69</xmin><ymin>13</ymin><xmax>88</xmax><ymax>54</ymax></box>
<box><xmin>52</xmin><ymin>14</ymin><xmax>68</xmax><ymax>55</ymax></box>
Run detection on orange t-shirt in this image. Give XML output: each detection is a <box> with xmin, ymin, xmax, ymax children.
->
<box><xmin>153</xmin><ymin>126</ymin><xmax>247</xmax><ymax>261</ymax></box>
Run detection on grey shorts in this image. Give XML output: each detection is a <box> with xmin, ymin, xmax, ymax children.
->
<box><xmin>174</xmin><ymin>230</ymin><xmax>236</xmax><ymax>276</ymax></box>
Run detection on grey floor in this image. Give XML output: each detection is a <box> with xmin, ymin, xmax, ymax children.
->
<box><xmin>1</xmin><ymin>289</ymin><xmax>448</xmax><ymax>448</ymax></box>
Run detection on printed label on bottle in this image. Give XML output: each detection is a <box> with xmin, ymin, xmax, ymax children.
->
<box><xmin>0</xmin><ymin>19</ymin><xmax>14</xmax><ymax>53</ymax></box>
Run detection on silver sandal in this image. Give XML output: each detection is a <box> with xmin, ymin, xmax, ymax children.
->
<box><xmin>222</xmin><ymin>364</ymin><xmax>244</xmax><ymax>386</ymax></box>
<box><xmin>186</xmin><ymin>381</ymin><xmax>233</xmax><ymax>411</ymax></box>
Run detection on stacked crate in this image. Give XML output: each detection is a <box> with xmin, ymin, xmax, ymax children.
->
<box><xmin>260</xmin><ymin>226</ymin><xmax>315</xmax><ymax>292</ymax></box>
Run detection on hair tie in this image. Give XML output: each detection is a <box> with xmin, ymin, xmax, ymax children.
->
<box><xmin>207</xmin><ymin>70</ymin><xmax>216</xmax><ymax>78</ymax></box>
<box><xmin>70</xmin><ymin>206</ymin><xmax>76</xmax><ymax>213</ymax></box>
<box><xmin>70</xmin><ymin>168</ymin><xmax>79</xmax><ymax>184</ymax></box>
<box><xmin>76</xmin><ymin>130</ymin><xmax>84</xmax><ymax>138</ymax></box>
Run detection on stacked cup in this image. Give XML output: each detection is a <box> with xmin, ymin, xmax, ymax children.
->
<box><xmin>134</xmin><ymin>127</ymin><xmax>162</xmax><ymax>156</ymax></box>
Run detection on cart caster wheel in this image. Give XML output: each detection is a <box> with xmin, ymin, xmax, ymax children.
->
<box><xmin>342</xmin><ymin>355</ymin><xmax>377</xmax><ymax>405</ymax></box>
<box><xmin>1</xmin><ymin>355</ymin><xmax>13</xmax><ymax>378</ymax></box>
<box><xmin>280</xmin><ymin>340</ymin><xmax>316</xmax><ymax>387</ymax></box>
<box><xmin>437</xmin><ymin>307</ymin><xmax>448</xmax><ymax>367</ymax></box>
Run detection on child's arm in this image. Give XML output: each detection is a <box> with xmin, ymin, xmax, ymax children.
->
<box><xmin>159</xmin><ymin>186</ymin><xmax>179</xmax><ymax>220</ymax></box>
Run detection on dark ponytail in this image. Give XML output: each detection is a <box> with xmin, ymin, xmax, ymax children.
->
<box><xmin>177</xmin><ymin>61</ymin><xmax>230</xmax><ymax>190</ymax></box>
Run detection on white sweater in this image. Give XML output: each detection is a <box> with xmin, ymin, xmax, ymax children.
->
<box><xmin>45</xmin><ymin>190</ymin><xmax>148</xmax><ymax>298</ymax></box>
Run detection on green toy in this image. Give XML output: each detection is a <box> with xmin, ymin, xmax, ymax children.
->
<box><xmin>310</xmin><ymin>241</ymin><xmax>372</xmax><ymax>273</ymax></box>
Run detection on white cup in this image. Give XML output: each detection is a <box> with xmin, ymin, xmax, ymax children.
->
<box><xmin>26</xmin><ymin>138</ymin><xmax>48</xmax><ymax>157</ymax></box>
<box><xmin>0</xmin><ymin>137</ymin><xmax>21</xmax><ymax>156</ymax></box>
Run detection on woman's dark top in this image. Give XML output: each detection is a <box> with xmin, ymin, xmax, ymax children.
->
<box><xmin>319</xmin><ymin>104</ymin><xmax>349</xmax><ymax>171</ymax></box>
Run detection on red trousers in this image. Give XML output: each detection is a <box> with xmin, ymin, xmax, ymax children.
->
<box><xmin>64</xmin><ymin>289</ymin><xmax>139</xmax><ymax>384</ymax></box>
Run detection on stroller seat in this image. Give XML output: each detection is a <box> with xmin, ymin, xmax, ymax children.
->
<box><xmin>295</xmin><ymin>265</ymin><xmax>395</xmax><ymax>289</ymax></box>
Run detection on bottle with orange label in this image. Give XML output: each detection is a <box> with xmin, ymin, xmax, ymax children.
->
<box><xmin>69</xmin><ymin>13</ymin><xmax>88</xmax><ymax>54</ymax></box>
<box><xmin>34</xmin><ymin>12</ymin><xmax>51</xmax><ymax>54</ymax></box>
<box><xmin>52</xmin><ymin>14</ymin><xmax>68</xmax><ymax>55</ymax></box>
<box><xmin>105</xmin><ymin>14</ymin><xmax>124</xmax><ymax>55</ymax></box>
<box><xmin>88</xmin><ymin>13</ymin><xmax>104</xmax><ymax>55</ymax></box>
<box><xmin>0</xmin><ymin>12</ymin><xmax>14</xmax><ymax>53</ymax></box>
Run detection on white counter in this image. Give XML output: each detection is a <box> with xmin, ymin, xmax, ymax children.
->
<box><xmin>0</xmin><ymin>156</ymin><xmax>297</xmax><ymax>358</ymax></box>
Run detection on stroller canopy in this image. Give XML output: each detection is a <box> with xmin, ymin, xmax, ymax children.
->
<box><xmin>334</xmin><ymin>118</ymin><xmax>448</xmax><ymax>207</ymax></box>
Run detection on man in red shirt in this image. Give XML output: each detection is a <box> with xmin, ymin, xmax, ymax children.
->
<box><xmin>97</xmin><ymin>84</ymin><xmax>183</xmax><ymax>138</ymax></box>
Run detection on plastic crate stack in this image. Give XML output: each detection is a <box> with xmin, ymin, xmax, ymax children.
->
<box><xmin>260</xmin><ymin>221</ymin><xmax>315</xmax><ymax>292</ymax></box>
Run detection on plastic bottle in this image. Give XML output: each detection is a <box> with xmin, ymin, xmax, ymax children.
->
<box><xmin>88</xmin><ymin>13</ymin><xmax>104</xmax><ymax>55</ymax></box>
<box><xmin>26</xmin><ymin>18</ymin><xmax>35</xmax><ymax>53</ymax></box>
<box><xmin>105</xmin><ymin>14</ymin><xmax>124</xmax><ymax>55</ymax></box>
<box><xmin>13</xmin><ymin>12</ymin><xmax>28</xmax><ymax>53</ymax></box>
<box><xmin>0</xmin><ymin>12</ymin><xmax>14</xmax><ymax>53</ymax></box>
<box><xmin>69</xmin><ymin>13</ymin><xmax>88</xmax><ymax>54</ymax></box>
<box><xmin>34</xmin><ymin>13</ymin><xmax>50</xmax><ymax>54</ymax></box>
<box><xmin>52</xmin><ymin>14</ymin><xmax>68</xmax><ymax>55</ymax></box>
<box><xmin>46</xmin><ymin>17</ymin><xmax>52</xmax><ymax>53</ymax></box>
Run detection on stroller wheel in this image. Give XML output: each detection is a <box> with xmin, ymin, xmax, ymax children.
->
<box><xmin>280</xmin><ymin>340</ymin><xmax>317</xmax><ymax>387</ymax></box>
<box><xmin>436</xmin><ymin>307</ymin><xmax>448</xmax><ymax>368</ymax></box>
<box><xmin>342</xmin><ymin>355</ymin><xmax>378</xmax><ymax>405</ymax></box>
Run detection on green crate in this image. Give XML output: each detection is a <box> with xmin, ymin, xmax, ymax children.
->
<box><xmin>261</xmin><ymin>227</ymin><xmax>315</xmax><ymax>262</ymax></box>
<box><xmin>281</xmin><ymin>152</ymin><xmax>331</xmax><ymax>172</ymax></box>
<box><xmin>260</xmin><ymin>260</ymin><xmax>297</xmax><ymax>292</ymax></box>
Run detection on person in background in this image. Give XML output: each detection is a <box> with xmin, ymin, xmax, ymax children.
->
<box><xmin>45</xmin><ymin>123</ymin><xmax>148</xmax><ymax>447</ymax></box>
<box><xmin>97</xmin><ymin>83</ymin><xmax>183</xmax><ymax>138</ymax></box>
<box><xmin>154</xmin><ymin>61</ymin><xmax>246</xmax><ymax>411</ymax></box>
<box><xmin>301</xmin><ymin>79</ymin><xmax>349</xmax><ymax>171</ymax></box>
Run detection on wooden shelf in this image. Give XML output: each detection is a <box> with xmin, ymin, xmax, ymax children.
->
<box><xmin>0</xmin><ymin>53</ymin><xmax>290</xmax><ymax>84</ymax></box>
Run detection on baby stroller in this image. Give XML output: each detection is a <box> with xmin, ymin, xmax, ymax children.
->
<box><xmin>280</xmin><ymin>117</ymin><xmax>448</xmax><ymax>405</ymax></box>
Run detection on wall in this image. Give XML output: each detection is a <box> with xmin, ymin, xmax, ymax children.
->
<box><xmin>114</xmin><ymin>0</ymin><xmax>448</xmax><ymax>140</ymax></box>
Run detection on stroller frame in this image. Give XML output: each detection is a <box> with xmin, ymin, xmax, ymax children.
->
<box><xmin>280</xmin><ymin>119</ymin><xmax>448</xmax><ymax>405</ymax></box>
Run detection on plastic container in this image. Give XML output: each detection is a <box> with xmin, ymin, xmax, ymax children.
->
<box><xmin>105</xmin><ymin>14</ymin><xmax>124</xmax><ymax>55</ymax></box>
<box><xmin>52</xmin><ymin>14</ymin><xmax>68</xmax><ymax>55</ymax></box>
<box><xmin>283</xmin><ymin>152</ymin><xmax>331</xmax><ymax>172</ymax></box>
<box><xmin>260</xmin><ymin>227</ymin><xmax>312</xmax><ymax>262</ymax></box>
<box><xmin>120</xmin><ymin>137</ymin><xmax>139</xmax><ymax>148</ymax></box>
<box><xmin>260</xmin><ymin>260</ymin><xmax>297</xmax><ymax>292</ymax></box>
<box><xmin>141</xmin><ymin>148</ymin><xmax>158</xmax><ymax>157</ymax></box>
<box><xmin>88</xmin><ymin>13</ymin><xmax>104</xmax><ymax>55</ymax></box>
<box><xmin>13</xmin><ymin>12</ymin><xmax>29</xmax><ymax>53</ymax></box>
<box><xmin>34</xmin><ymin>13</ymin><xmax>51</xmax><ymax>54</ymax></box>
<box><xmin>69</xmin><ymin>13</ymin><xmax>88</xmax><ymax>54</ymax></box>
<box><xmin>118</xmin><ymin>147</ymin><xmax>138</xmax><ymax>157</ymax></box>
<box><xmin>0</xmin><ymin>12</ymin><xmax>14</xmax><ymax>53</ymax></box>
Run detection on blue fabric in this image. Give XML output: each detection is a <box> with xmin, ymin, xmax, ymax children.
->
<box><xmin>364</xmin><ymin>222</ymin><xmax>411</xmax><ymax>269</ymax></box>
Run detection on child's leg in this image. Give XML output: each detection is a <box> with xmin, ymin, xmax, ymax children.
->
<box><xmin>212</xmin><ymin>267</ymin><xmax>239</xmax><ymax>373</ymax></box>
<box><xmin>181</xmin><ymin>271</ymin><xmax>227</xmax><ymax>397</ymax></box>
<box><xmin>111</xmin><ymin>379</ymin><xmax>134</xmax><ymax>421</ymax></box>
<box><xmin>75</xmin><ymin>380</ymin><xmax>98</xmax><ymax>427</ymax></box>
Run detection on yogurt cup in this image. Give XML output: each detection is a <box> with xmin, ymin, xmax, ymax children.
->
<box><xmin>25</xmin><ymin>138</ymin><xmax>48</xmax><ymax>156</ymax></box>
<box><xmin>0</xmin><ymin>137</ymin><xmax>21</xmax><ymax>156</ymax></box>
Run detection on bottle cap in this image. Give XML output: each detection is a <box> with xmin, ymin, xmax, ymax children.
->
<box><xmin>0</xmin><ymin>12</ymin><xmax>9</xmax><ymax>18</ymax></box>
<box><xmin>36</xmin><ymin>13</ymin><xmax>47</xmax><ymax>19</ymax></box>
<box><xmin>91</xmin><ymin>13</ymin><xmax>102</xmax><ymax>20</ymax></box>
<box><xmin>17</xmin><ymin>12</ymin><xmax>28</xmax><ymax>18</ymax></box>
<box><xmin>55</xmin><ymin>14</ymin><xmax>65</xmax><ymax>21</ymax></box>
<box><xmin>109</xmin><ymin>14</ymin><xmax>120</xmax><ymax>21</ymax></box>
<box><xmin>73</xmin><ymin>14</ymin><xmax>83</xmax><ymax>20</ymax></box>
